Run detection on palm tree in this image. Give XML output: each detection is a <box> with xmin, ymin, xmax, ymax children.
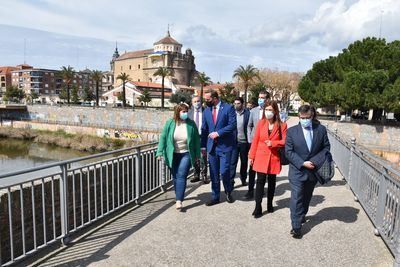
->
<box><xmin>197</xmin><ymin>72</ymin><xmax>211</xmax><ymax>103</ymax></box>
<box><xmin>117</xmin><ymin>72</ymin><xmax>130</xmax><ymax>108</ymax></box>
<box><xmin>60</xmin><ymin>66</ymin><xmax>74</xmax><ymax>106</ymax></box>
<box><xmin>153</xmin><ymin>67</ymin><xmax>173</xmax><ymax>108</ymax></box>
<box><xmin>233</xmin><ymin>65</ymin><xmax>258</xmax><ymax>104</ymax></box>
<box><xmin>91</xmin><ymin>70</ymin><xmax>104</xmax><ymax>107</ymax></box>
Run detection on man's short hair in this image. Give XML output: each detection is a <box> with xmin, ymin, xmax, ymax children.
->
<box><xmin>234</xmin><ymin>97</ymin><xmax>244</xmax><ymax>104</ymax></box>
<box><xmin>192</xmin><ymin>95</ymin><xmax>200</xmax><ymax>101</ymax></box>
<box><xmin>298</xmin><ymin>104</ymin><xmax>312</xmax><ymax>114</ymax></box>
<box><xmin>205</xmin><ymin>89</ymin><xmax>219</xmax><ymax>99</ymax></box>
<box><xmin>259</xmin><ymin>90</ymin><xmax>270</xmax><ymax>99</ymax></box>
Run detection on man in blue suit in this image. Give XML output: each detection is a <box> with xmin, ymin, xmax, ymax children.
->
<box><xmin>201</xmin><ymin>90</ymin><xmax>237</xmax><ymax>206</ymax></box>
<box><xmin>285</xmin><ymin>104</ymin><xmax>330</xmax><ymax>238</ymax></box>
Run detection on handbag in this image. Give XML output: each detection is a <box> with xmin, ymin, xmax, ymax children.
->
<box><xmin>278</xmin><ymin>124</ymin><xmax>289</xmax><ymax>165</ymax></box>
<box><xmin>315</xmin><ymin>152</ymin><xmax>335</xmax><ymax>185</ymax></box>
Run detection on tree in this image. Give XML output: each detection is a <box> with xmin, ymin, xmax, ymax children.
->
<box><xmin>233</xmin><ymin>64</ymin><xmax>258</xmax><ymax>105</ymax></box>
<box><xmin>59</xmin><ymin>88</ymin><xmax>68</xmax><ymax>103</ymax></box>
<box><xmin>219</xmin><ymin>83</ymin><xmax>238</xmax><ymax>104</ymax></box>
<box><xmin>153</xmin><ymin>67</ymin><xmax>173</xmax><ymax>108</ymax></box>
<box><xmin>60</xmin><ymin>65</ymin><xmax>74</xmax><ymax>106</ymax></box>
<box><xmin>170</xmin><ymin>90</ymin><xmax>192</xmax><ymax>105</ymax></box>
<box><xmin>197</xmin><ymin>72</ymin><xmax>211</xmax><ymax>102</ymax></box>
<box><xmin>257</xmin><ymin>69</ymin><xmax>302</xmax><ymax>110</ymax></box>
<box><xmin>71</xmin><ymin>85</ymin><xmax>79</xmax><ymax>104</ymax></box>
<box><xmin>82</xmin><ymin>87</ymin><xmax>95</xmax><ymax>102</ymax></box>
<box><xmin>117</xmin><ymin>72</ymin><xmax>130</xmax><ymax>108</ymax></box>
<box><xmin>26</xmin><ymin>90</ymin><xmax>39</xmax><ymax>105</ymax></box>
<box><xmin>91</xmin><ymin>70</ymin><xmax>103</xmax><ymax>106</ymax></box>
<box><xmin>138</xmin><ymin>89</ymin><xmax>151</xmax><ymax>106</ymax></box>
<box><xmin>4</xmin><ymin>86</ymin><xmax>25</xmax><ymax>103</ymax></box>
<box><xmin>299</xmin><ymin>37</ymin><xmax>400</xmax><ymax>120</ymax></box>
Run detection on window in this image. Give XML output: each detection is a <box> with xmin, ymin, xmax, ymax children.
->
<box><xmin>45</xmin><ymin>84</ymin><xmax>49</xmax><ymax>88</ymax></box>
<box><xmin>129</xmin><ymin>65</ymin><xmax>131</xmax><ymax>70</ymax></box>
<box><xmin>138</xmin><ymin>64</ymin><xmax>140</xmax><ymax>69</ymax></box>
<box><xmin>138</xmin><ymin>79</ymin><xmax>140</xmax><ymax>82</ymax></box>
<box><xmin>121</xmin><ymin>66</ymin><xmax>123</xmax><ymax>71</ymax></box>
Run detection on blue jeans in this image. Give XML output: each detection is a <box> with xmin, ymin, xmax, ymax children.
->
<box><xmin>171</xmin><ymin>152</ymin><xmax>191</xmax><ymax>201</ymax></box>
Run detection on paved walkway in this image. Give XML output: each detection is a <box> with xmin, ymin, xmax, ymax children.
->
<box><xmin>34</xmin><ymin>165</ymin><xmax>393</xmax><ymax>266</ymax></box>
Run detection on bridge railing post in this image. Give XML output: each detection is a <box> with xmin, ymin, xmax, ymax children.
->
<box><xmin>60</xmin><ymin>163</ymin><xmax>70</xmax><ymax>245</ymax></box>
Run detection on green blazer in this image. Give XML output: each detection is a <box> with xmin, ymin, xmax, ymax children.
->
<box><xmin>156</xmin><ymin>119</ymin><xmax>201</xmax><ymax>168</ymax></box>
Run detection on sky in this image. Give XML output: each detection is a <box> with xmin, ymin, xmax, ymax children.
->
<box><xmin>0</xmin><ymin>0</ymin><xmax>399</xmax><ymax>82</ymax></box>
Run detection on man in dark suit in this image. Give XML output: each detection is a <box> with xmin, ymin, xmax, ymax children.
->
<box><xmin>285</xmin><ymin>104</ymin><xmax>330</xmax><ymax>238</ymax></box>
<box><xmin>188</xmin><ymin>95</ymin><xmax>210</xmax><ymax>184</ymax></box>
<box><xmin>230</xmin><ymin>96</ymin><xmax>250</xmax><ymax>186</ymax></box>
<box><xmin>201</xmin><ymin>90</ymin><xmax>237</xmax><ymax>206</ymax></box>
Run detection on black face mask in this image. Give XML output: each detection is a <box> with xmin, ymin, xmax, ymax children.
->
<box><xmin>205</xmin><ymin>101</ymin><xmax>213</xmax><ymax>107</ymax></box>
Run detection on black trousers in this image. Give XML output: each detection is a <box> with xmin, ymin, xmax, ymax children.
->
<box><xmin>248</xmin><ymin>164</ymin><xmax>256</xmax><ymax>192</ymax></box>
<box><xmin>255</xmin><ymin>173</ymin><xmax>277</xmax><ymax>208</ymax></box>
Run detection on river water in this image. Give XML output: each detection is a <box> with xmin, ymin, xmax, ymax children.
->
<box><xmin>0</xmin><ymin>138</ymin><xmax>91</xmax><ymax>176</ymax></box>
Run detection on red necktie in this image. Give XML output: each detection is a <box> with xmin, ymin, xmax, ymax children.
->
<box><xmin>212</xmin><ymin>107</ymin><xmax>217</xmax><ymax>124</ymax></box>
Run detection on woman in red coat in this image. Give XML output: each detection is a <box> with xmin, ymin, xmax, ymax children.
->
<box><xmin>248</xmin><ymin>99</ymin><xmax>287</xmax><ymax>218</ymax></box>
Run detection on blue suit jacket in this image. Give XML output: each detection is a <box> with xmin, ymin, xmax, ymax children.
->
<box><xmin>285</xmin><ymin>123</ymin><xmax>331</xmax><ymax>181</ymax></box>
<box><xmin>201</xmin><ymin>102</ymin><xmax>237</xmax><ymax>153</ymax></box>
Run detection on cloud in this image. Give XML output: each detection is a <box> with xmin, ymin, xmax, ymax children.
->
<box><xmin>245</xmin><ymin>0</ymin><xmax>400</xmax><ymax>50</ymax></box>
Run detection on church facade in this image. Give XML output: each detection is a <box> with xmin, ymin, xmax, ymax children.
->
<box><xmin>111</xmin><ymin>31</ymin><xmax>197</xmax><ymax>88</ymax></box>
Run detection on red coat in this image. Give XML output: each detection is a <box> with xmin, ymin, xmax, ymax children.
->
<box><xmin>248</xmin><ymin>119</ymin><xmax>287</xmax><ymax>174</ymax></box>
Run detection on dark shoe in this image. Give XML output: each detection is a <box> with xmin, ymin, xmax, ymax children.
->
<box><xmin>203</xmin><ymin>178</ymin><xmax>210</xmax><ymax>184</ymax></box>
<box><xmin>267</xmin><ymin>206</ymin><xmax>274</xmax><ymax>213</ymax></box>
<box><xmin>252</xmin><ymin>205</ymin><xmax>262</xmax><ymax>218</ymax></box>
<box><xmin>290</xmin><ymin>228</ymin><xmax>302</xmax><ymax>239</ymax></box>
<box><xmin>226</xmin><ymin>193</ymin><xmax>234</xmax><ymax>203</ymax></box>
<box><xmin>206</xmin><ymin>199</ymin><xmax>220</xmax><ymax>206</ymax></box>
<box><xmin>241</xmin><ymin>180</ymin><xmax>248</xmax><ymax>186</ymax></box>
<box><xmin>190</xmin><ymin>177</ymin><xmax>200</xmax><ymax>183</ymax></box>
<box><xmin>301</xmin><ymin>217</ymin><xmax>307</xmax><ymax>224</ymax></box>
<box><xmin>244</xmin><ymin>191</ymin><xmax>254</xmax><ymax>200</ymax></box>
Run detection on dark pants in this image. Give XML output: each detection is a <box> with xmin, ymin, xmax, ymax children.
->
<box><xmin>248</xmin><ymin>164</ymin><xmax>256</xmax><ymax>192</ymax></box>
<box><xmin>208</xmin><ymin>149</ymin><xmax>233</xmax><ymax>201</ymax></box>
<box><xmin>171</xmin><ymin>152</ymin><xmax>191</xmax><ymax>201</ymax></box>
<box><xmin>230</xmin><ymin>142</ymin><xmax>249</xmax><ymax>183</ymax></box>
<box><xmin>255</xmin><ymin>173</ymin><xmax>276</xmax><ymax>208</ymax></box>
<box><xmin>289</xmin><ymin>175</ymin><xmax>317</xmax><ymax>230</ymax></box>
<box><xmin>194</xmin><ymin>152</ymin><xmax>208</xmax><ymax>180</ymax></box>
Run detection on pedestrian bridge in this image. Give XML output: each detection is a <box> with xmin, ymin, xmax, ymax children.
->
<box><xmin>0</xmin><ymin>123</ymin><xmax>398</xmax><ymax>266</ymax></box>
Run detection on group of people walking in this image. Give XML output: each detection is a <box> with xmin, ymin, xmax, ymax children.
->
<box><xmin>156</xmin><ymin>90</ymin><xmax>331</xmax><ymax>238</ymax></box>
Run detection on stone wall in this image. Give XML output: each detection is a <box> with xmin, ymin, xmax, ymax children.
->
<box><xmin>25</xmin><ymin>105</ymin><xmax>173</xmax><ymax>132</ymax></box>
<box><xmin>322</xmin><ymin>120</ymin><xmax>400</xmax><ymax>151</ymax></box>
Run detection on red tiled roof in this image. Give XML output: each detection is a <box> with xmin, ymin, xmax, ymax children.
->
<box><xmin>133</xmin><ymin>81</ymin><xmax>171</xmax><ymax>89</ymax></box>
<box><xmin>154</xmin><ymin>36</ymin><xmax>181</xmax><ymax>45</ymax></box>
<box><xmin>0</xmin><ymin>66</ymin><xmax>18</xmax><ymax>74</ymax></box>
<box><xmin>16</xmin><ymin>64</ymin><xmax>33</xmax><ymax>69</ymax></box>
<box><xmin>116</xmin><ymin>49</ymin><xmax>153</xmax><ymax>60</ymax></box>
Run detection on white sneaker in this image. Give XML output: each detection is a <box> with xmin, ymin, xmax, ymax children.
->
<box><xmin>176</xmin><ymin>200</ymin><xmax>183</xmax><ymax>210</ymax></box>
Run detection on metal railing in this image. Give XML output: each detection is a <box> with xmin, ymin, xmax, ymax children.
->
<box><xmin>328</xmin><ymin>129</ymin><xmax>400</xmax><ymax>263</ymax></box>
<box><xmin>0</xmin><ymin>142</ymin><xmax>171</xmax><ymax>266</ymax></box>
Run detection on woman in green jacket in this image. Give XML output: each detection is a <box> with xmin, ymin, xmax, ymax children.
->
<box><xmin>156</xmin><ymin>103</ymin><xmax>201</xmax><ymax>210</ymax></box>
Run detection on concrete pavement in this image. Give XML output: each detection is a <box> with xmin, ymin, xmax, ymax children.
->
<box><xmin>35</xmin><ymin>166</ymin><xmax>393</xmax><ymax>267</ymax></box>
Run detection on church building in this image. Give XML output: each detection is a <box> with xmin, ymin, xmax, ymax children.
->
<box><xmin>111</xmin><ymin>31</ymin><xmax>197</xmax><ymax>88</ymax></box>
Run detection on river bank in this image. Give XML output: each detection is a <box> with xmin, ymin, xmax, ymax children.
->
<box><xmin>0</xmin><ymin>127</ymin><xmax>139</xmax><ymax>152</ymax></box>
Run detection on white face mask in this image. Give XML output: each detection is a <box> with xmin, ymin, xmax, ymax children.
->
<box><xmin>265</xmin><ymin>110</ymin><xmax>274</xmax><ymax>119</ymax></box>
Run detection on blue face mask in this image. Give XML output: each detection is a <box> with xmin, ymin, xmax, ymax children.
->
<box><xmin>180</xmin><ymin>112</ymin><xmax>188</xmax><ymax>120</ymax></box>
<box><xmin>300</xmin><ymin>118</ymin><xmax>312</xmax><ymax>128</ymax></box>
<box><xmin>258</xmin><ymin>99</ymin><xmax>265</xmax><ymax>107</ymax></box>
